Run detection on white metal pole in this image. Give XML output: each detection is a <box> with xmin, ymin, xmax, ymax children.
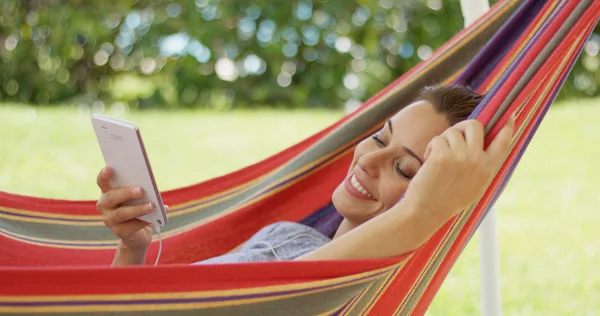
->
<box><xmin>459</xmin><ymin>1</ymin><xmax>502</xmax><ymax>316</ymax></box>
<box><xmin>460</xmin><ymin>0</ymin><xmax>491</xmax><ymax>26</ymax></box>
<box><xmin>478</xmin><ymin>208</ymin><xmax>502</xmax><ymax>316</ymax></box>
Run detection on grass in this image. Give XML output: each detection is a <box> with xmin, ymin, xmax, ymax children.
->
<box><xmin>1</xmin><ymin>99</ymin><xmax>599</xmax><ymax>315</ymax></box>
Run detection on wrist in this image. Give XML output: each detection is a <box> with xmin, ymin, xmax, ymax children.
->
<box><xmin>118</xmin><ymin>242</ymin><xmax>148</xmax><ymax>255</ymax></box>
<box><xmin>113</xmin><ymin>241</ymin><xmax>148</xmax><ymax>266</ymax></box>
<box><xmin>118</xmin><ymin>239</ymin><xmax>150</xmax><ymax>253</ymax></box>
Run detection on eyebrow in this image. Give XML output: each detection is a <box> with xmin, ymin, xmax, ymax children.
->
<box><xmin>404</xmin><ymin>146</ymin><xmax>424</xmax><ymax>165</ymax></box>
<box><xmin>387</xmin><ymin>119</ymin><xmax>393</xmax><ymax>134</ymax></box>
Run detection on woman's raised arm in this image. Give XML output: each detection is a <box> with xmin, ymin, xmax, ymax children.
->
<box><xmin>298</xmin><ymin>117</ymin><xmax>514</xmax><ymax>261</ymax></box>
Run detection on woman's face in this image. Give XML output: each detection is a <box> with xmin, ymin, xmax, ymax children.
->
<box><xmin>331</xmin><ymin>100</ymin><xmax>450</xmax><ymax>224</ymax></box>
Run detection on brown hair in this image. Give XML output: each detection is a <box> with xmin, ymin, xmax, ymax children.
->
<box><xmin>417</xmin><ymin>84</ymin><xmax>484</xmax><ymax>125</ymax></box>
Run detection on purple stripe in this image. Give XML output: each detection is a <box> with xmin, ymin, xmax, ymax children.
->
<box><xmin>0</xmin><ymin>269</ymin><xmax>390</xmax><ymax>308</ymax></box>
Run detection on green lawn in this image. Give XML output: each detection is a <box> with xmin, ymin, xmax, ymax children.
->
<box><xmin>1</xmin><ymin>99</ymin><xmax>599</xmax><ymax>315</ymax></box>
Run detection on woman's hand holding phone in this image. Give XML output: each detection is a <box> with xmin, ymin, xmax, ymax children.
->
<box><xmin>96</xmin><ymin>166</ymin><xmax>169</xmax><ymax>257</ymax></box>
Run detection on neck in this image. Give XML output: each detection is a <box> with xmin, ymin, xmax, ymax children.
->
<box><xmin>332</xmin><ymin>218</ymin><xmax>359</xmax><ymax>239</ymax></box>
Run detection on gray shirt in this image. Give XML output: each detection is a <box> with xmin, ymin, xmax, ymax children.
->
<box><xmin>193</xmin><ymin>221</ymin><xmax>331</xmax><ymax>265</ymax></box>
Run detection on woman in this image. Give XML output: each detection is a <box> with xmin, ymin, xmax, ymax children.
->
<box><xmin>96</xmin><ymin>84</ymin><xmax>514</xmax><ymax>265</ymax></box>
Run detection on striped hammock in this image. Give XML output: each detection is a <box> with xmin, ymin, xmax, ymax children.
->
<box><xmin>1</xmin><ymin>0</ymin><xmax>598</xmax><ymax>314</ymax></box>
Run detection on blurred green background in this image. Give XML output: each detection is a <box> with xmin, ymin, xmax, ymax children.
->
<box><xmin>1</xmin><ymin>0</ymin><xmax>599</xmax><ymax>315</ymax></box>
<box><xmin>1</xmin><ymin>0</ymin><xmax>599</xmax><ymax>109</ymax></box>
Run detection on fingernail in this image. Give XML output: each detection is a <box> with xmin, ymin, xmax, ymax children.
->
<box><xmin>143</xmin><ymin>203</ymin><xmax>154</xmax><ymax>213</ymax></box>
<box><xmin>101</xmin><ymin>168</ymin><xmax>108</xmax><ymax>177</ymax></box>
<box><xmin>131</xmin><ymin>187</ymin><xmax>142</xmax><ymax>197</ymax></box>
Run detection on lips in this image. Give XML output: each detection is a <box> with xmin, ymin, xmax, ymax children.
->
<box><xmin>344</xmin><ymin>173</ymin><xmax>377</xmax><ymax>201</ymax></box>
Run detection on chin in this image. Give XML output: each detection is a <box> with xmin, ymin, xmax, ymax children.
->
<box><xmin>331</xmin><ymin>182</ymin><xmax>381</xmax><ymax>225</ymax></box>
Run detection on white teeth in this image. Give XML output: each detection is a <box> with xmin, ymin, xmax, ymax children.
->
<box><xmin>350</xmin><ymin>175</ymin><xmax>376</xmax><ymax>200</ymax></box>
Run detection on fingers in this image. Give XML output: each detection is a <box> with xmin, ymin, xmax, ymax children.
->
<box><xmin>486</xmin><ymin>114</ymin><xmax>515</xmax><ymax>164</ymax></box>
<box><xmin>104</xmin><ymin>202</ymin><xmax>154</xmax><ymax>226</ymax></box>
<box><xmin>450</xmin><ymin>120</ymin><xmax>484</xmax><ymax>152</ymax></box>
<box><xmin>424</xmin><ymin>136</ymin><xmax>450</xmax><ymax>161</ymax></box>
<box><xmin>96</xmin><ymin>167</ymin><xmax>112</xmax><ymax>193</ymax></box>
<box><xmin>463</xmin><ymin>120</ymin><xmax>484</xmax><ymax>153</ymax></box>
<box><xmin>441</xmin><ymin>127</ymin><xmax>467</xmax><ymax>154</ymax></box>
<box><xmin>98</xmin><ymin>186</ymin><xmax>144</xmax><ymax>210</ymax></box>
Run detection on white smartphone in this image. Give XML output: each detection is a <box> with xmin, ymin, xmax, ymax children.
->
<box><xmin>91</xmin><ymin>114</ymin><xmax>168</xmax><ymax>227</ymax></box>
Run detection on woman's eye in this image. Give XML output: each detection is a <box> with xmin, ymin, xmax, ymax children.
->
<box><xmin>371</xmin><ymin>134</ymin><xmax>385</xmax><ymax>147</ymax></box>
<box><xmin>395</xmin><ymin>162</ymin><xmax>413</xmax><ymax>179</ymax></box>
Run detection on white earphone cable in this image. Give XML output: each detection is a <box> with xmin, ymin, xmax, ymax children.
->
<box><xmin>154</xmin><ymin>224</ymin><xmax>162</xmax><ymax>266</ymax></box>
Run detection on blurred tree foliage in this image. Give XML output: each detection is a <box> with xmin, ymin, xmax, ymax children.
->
<box><xmin>0</xmin><ymin>0</ymin><xmax>598</xmax><ymax>109</ymax></box>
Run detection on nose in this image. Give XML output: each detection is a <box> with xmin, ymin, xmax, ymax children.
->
<box><xmin>356</xmin><ymin>149</ymin><xmax>386</xmax><ymax>178</ymax></box>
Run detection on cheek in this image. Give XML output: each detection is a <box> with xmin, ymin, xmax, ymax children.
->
<box><xmin>379</xmin><ymin>179</ymin><xmax>409</xmax><ymax>209</ymax></box>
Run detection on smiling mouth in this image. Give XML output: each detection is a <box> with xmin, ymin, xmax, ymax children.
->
<box><xmin>350</xmin><ymin>174</ymin><xmax>377</xmax><ymax>200</ymax></box>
